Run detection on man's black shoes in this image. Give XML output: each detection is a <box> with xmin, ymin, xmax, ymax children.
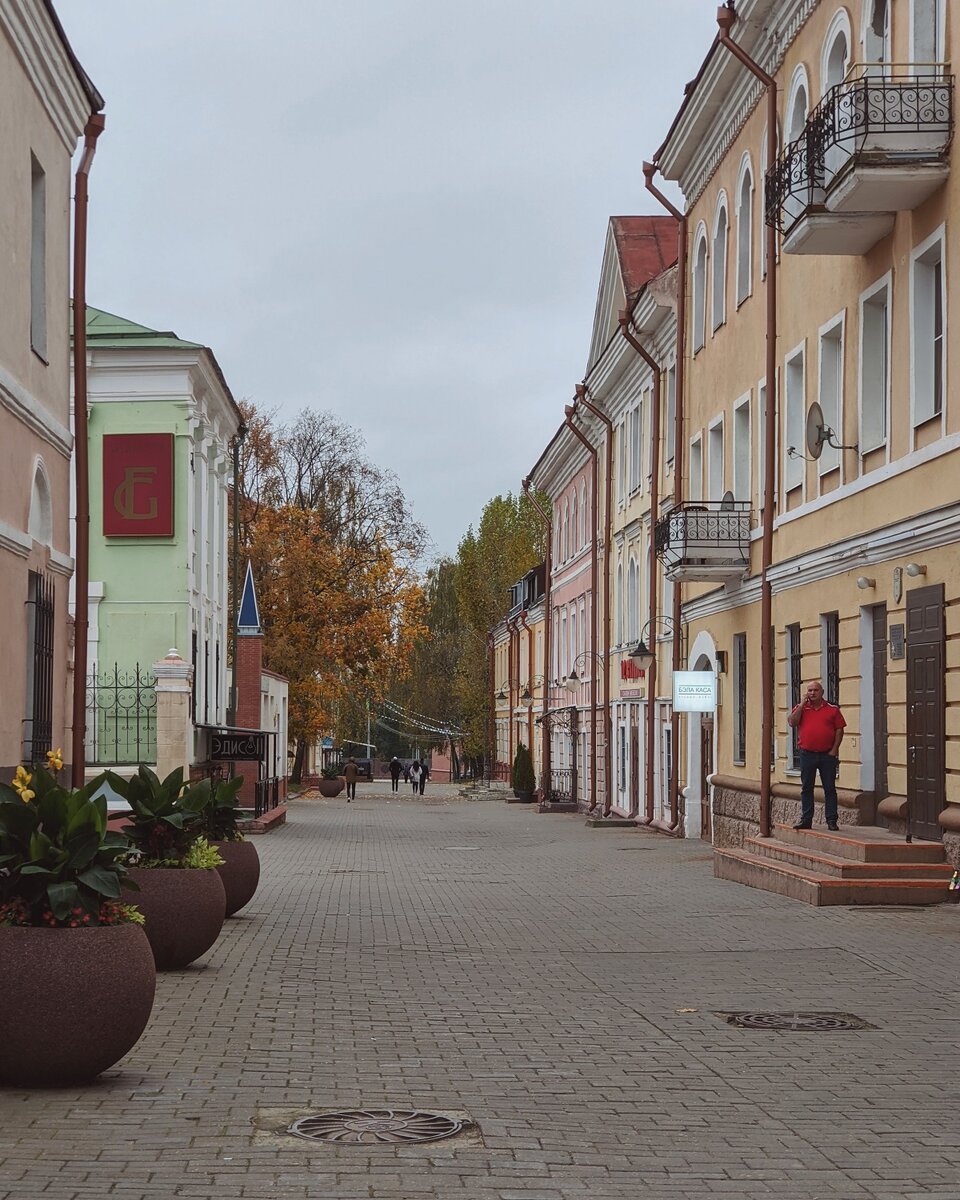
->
<box><xmin>793</xmin><ymin>821</ymin><xmax>812</xmax><ymax>830</ymax></box>
<box><xmin>826</xmin><ymin>821</ymin><xmax>840</xmax><ymax>831</ymax></box>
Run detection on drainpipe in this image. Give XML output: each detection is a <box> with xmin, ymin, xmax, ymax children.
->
<box><xmin>617</xmin><ymin>315</ymin><xmax>670</xmax><ymax>829</ymax></box>
<box><xmin>71</xmin><ymin>113</ymin><xmax>106</xmax><ymax>789</ymax></box>
<box><xmin>572</xmin><ymin>385</ymin><xmax>614</xmax><ymax>816</ymax></box>
<box><xmin>505</xmin><ymin>617</ymin><xmax>517</xmax><ymax>773</ymax></box>
<box><xmin>522</xmin><ymin>478</ymin><xmax>552</xmax><ymax>798</ymax></box>
<box><xmin>642</xmin><ymin>164</ymin><xmax>686</xmax><ymax>833</ymax></box>
<box><xmin>486</xmin><ymin>632</ymin><xmax>495</xmax><ymax>782</ymax></box>
<box><xmin>717</xmin><ymin>2</ymin><xmax>778</xmax><ymax>839</ymax></box>
<box><xmin>519</xmin><ymin>610</ymin><xmax>534</xmax><ymax>755</ymax></box>
<box><xmin>564</xmin><ymin>407</ymin><xmax>601</xmax><ymax>813</ymax></box>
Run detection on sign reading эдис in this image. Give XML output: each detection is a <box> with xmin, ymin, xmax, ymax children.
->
<box><xmin>673</xmin><ymin>670</ymin><xmax>717</xmax><ymax>713</ymax></box>
<box><xmin>103</xmin><ymin>433</ymin><xmax>174</xmax><ymax>537</ymax></box>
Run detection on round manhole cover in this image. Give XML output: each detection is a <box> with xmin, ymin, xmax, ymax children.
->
<box><xmin>722</xmin><ymin>1011</ymin><xmax>872</xmax><ymax>1031</ymax></box>
<box><xmin>288</xmin><ymin>1109</ymin><xmax>464</xmax><ymax>1145</ymax></box>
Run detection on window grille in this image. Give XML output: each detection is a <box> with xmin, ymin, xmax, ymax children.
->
<box><xmin>733</xmin><ymin>633</ymin><xmax>747</xmax><ymax>764</ymax></box>
<box><xmin>824</xmin><ymin>612</ymin><xmax>840</xmax><ymax>704</ymax></box>
<box><xmin>787</xmin><ymin>623</ymin><xmax>802</xmax><ymax>768</ymax></box>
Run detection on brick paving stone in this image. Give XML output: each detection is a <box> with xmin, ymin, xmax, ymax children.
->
<box><xmin>0</xmin><ymin>784</ymin><xmax>959</xmax><ymax>1198</ymax></box>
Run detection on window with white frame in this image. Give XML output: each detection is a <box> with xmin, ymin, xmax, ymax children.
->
<box><xmin>708</xmin><ymin>419</ymin><xmax>724</xmax><ymax>501</ymax></box>
<box><xmin>618</xmin><ymin>421</ymin><xmax>627</xmax><ymax>503</ymax></box>
<box><xmin>570</xmin><ymin>608</ymin><xmax>577</xmax><ymax>676</ymax></box>
<box><xmin>865</xmin><ymin>0</ymin><xmax>890</xmax><ymax>66</ymax></box>
<box><xmin>911</xmin><ymin>0</ymin><xmax>945</xmax><ymax>69</ymax></box>
<box><xmin>30</xmin><ymin>155</ymin><xmax>47</xmax><ymax>360</ymax></box>
<box><xmin>615</xmin><ymin>562</ymin><xmax>623</xmax><ymax>645</ymax></box>
<box><xmin>562</xmin><ymin>501</ymin><xmax>569</xmax><ymax>561</ymax></box>
<box><xmin>818</xmin><ymin>316</ymin><xmax>844</xmax><ymax>476</ymax></box>
<box><xmin>629</xmin><ymin>404</ymin><xmax>641</xmax><ymax>493</ymax></box>
<box><xmin>579</xmin><ymin>483</ymin><xmax>586</xmax><ymax>546</ymax></box>
<box><xmin>689</xmin><ymin>435</ymin><xmax>703</xmax><ymax>502</ymax></box>
<box><xmin>712</xmin><ymin>198</ymin><xmax>728</xmax><ymax>330</ymax></box>
<box><xmin>736</xmin><ymin>162</ymin><xmax>753</xmax><ymax>305</ymax></box>
<box><xmin>627</xmin><ymin>557</ymin><xmax>639</xmax><ymax>645</ymax></box>
<box><xmin>665</xmin><ymin>363</ymin><xmax>677</xmax><ymax>463</ymax></box>
<box><xmin>784</xmin><ymin>347</ymin><xmax>805</xmax><ymax>493</ymax></box>
<box><xmin>860</xmin><ymin>277</ymin><xmax>890</xmax><ymax>453</ymax></box>
<box><xmin>912</xmin><ymin>231</ymin><xmax>945</xmax><ymax>426</ymax></box>
<box><xmin>571</xmin><ymin>489</ymin><xmax>579</xmax><ymax>553</ymax></box>
<box><xmin>733</xmin><ymin>394</ymin><xmax>751</xmax><ymax>502</ymax></box>
<box><xmin>693</xmin><ymin>230</ymin><xmax>708</xmax><ymax>352</ymax></box>
<box><xmin>579</xmin><ymin>598</ymin><xmax>586</xmax><ymax>661</ymax></box>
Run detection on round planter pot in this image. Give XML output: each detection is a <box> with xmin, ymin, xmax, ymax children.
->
<box><xmin>317</xmin><ymin>777</ymin><xmax>345</xmax><ymax>798</ymax></box>
<box><xmin>213</xmin><ymin>839</ymin><xmax>261</xmax><ymax>916</ymax></box>
<box><xmin>124</xmin><ymin>866</ymin><xmax>226</xmax><ymax>970</ymax></box>
<box><xmin>0</xmin><ymin>923</ymin><xmax>156</xmax><ymax>1087</ymax></box>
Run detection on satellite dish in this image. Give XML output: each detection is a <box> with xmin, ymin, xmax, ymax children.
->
<box><xmin>720</xmin><ymin>490</ymin><xmax>736</xmax><ymax>510</ymax></box>
<box><xmin>805</xmin><ymin>402</ymin><xmax>826</xmax><ymax>459</ymax></box>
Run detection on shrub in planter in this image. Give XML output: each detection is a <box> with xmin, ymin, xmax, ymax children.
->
<box><xmin>0</xmin><ymin>754</ymin><xmax>155</xmax><ymax>1086</ymax></box>
<box><xmin>195</xmin><ymin>775</ymin><xmax>260</xmax><ymax>917</ymax></box>
<box><xmin>317</xmin><ymin>763</ymin><xmax>345</xmax><ymax>798</ymax></box>
<box><xmin>511</xmin><ymin>742</ymin><xmax>536</xmax><ymax>801</ymax></box>
<box><xmin>108</xmin><ymin>767</ymin><xmax>226</xmax><ymax>970</ymax></box>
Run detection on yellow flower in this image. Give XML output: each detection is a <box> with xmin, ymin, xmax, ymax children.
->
<box><xmin>46</xmin><ymin>748</ymin><xmax>63</xmax><ymax>773</ymax></box>
<box><xmin>11</xmin><ymin>766</ymin><xmax>35</xmax><ymax>803</ymax></box>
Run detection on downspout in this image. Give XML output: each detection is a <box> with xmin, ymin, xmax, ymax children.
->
<box><xmin>617</xmin><ymin>315</ymin><xmax>670</xmax><ymax>829</ymax></box>
<box><xmin>486</xmin><ymin>631</ymin><xmax>495</xmax><ymax>782</ymax></box>
<box><xmin>519</xmin><ymin>610</ymin><xmax>534</xmax><ymax>755</ymax></box>
<box><xmin>522</xmin><ymin>478</ymin><xmax>552</xmax><ymax>798</ymax></box>
<box><xmin>70</xmin><ymin>113</ymin><xmax>106</xmax><ymax>788</ymax></box>
<box><xmin>506</xmin><ymin>616</ymin><xmax>519</xmax><ymax>773</ymax></box>
<box><xmin>717</xmin><ymin>2</ymin><xmax>778</xmax><ymax>839</ymax></box>
<box><xmin>564</xmin><ymin>407</ymin><xmax>601</xmax><ymax>813</ymax></box>
<box><xmin>572</xmin><ymin>385</ymin><xmax>614</xmax><ymax>817</ymax></box>
<box><xmin>643</xmin><ymin>164</ymin><xmax>687</xmax><ymax>833</ymax></box>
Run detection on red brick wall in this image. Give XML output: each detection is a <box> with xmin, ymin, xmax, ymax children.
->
<box><xmin>235</xmin><ymin>635</ymin><xmax>263</xmax><ymax>730</ymax></box>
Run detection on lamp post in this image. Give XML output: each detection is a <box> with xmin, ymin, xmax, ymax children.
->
<box><xmin>519</xmin><ymin>673</ymin><xmax>567</xmax><ymax>800</ymax></box>
<box><xmin>564</xmin><ymin>649</ymin><xmax>610</xmax><ymax>813</ymax></box>
<box><xmin>629</xmin><ymin>615</ymin><xmax>686</xmax><ymax>828</ymax></box>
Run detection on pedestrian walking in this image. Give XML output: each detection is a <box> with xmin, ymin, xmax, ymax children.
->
<box><xmin>419</xmin><ymin>759</ymin><xmax>429</xmax><ymax>795</ymax></box>
<box><xmin>343</xmin><ymin>757</ymin><xmax>359</xmax><ymax>802</ymax></box>
<box><xmin>787</xmin><ymin>679</ymin><xmax>846</xmax><ymax>831</ymax></box>
<box><xmin>389</xmin><ymin>756</ymin><xmax>402</xmax><ymax>792</ymax></box>
<box><xmin>409</xmin><ymin>760</ymin><xmax>422</xmax><ymax>795</ymax></box>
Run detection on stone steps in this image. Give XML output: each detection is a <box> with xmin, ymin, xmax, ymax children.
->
<box><xmin>715</xmin><ymin>823</ymin><xmax>951</xmax><ymax>906</ymax></box>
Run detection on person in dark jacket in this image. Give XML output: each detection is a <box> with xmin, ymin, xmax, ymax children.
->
<box><xmin>343</xmin><ymin>757</ymin><xmax>359</xmax><ymax>801</ymax></box>
<box><xmin>418</xmin><ymin>759</ymin><xmax>429</xmax><ymax>795</ymax></box>
<box><xmin>389</xmin><ymin>756</ymin><xmax>402</xmax><ymax>792</ymax></box>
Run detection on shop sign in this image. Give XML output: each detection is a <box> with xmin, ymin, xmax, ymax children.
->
<box><xmin>673</xmin><ymin>671</ymin><xmax>717</xmax><ymax>712</ymax></box>
<box><xmin>103</xmin><ymin>433</ymin><xmax>174</xmax><ymax>536</ymax></box>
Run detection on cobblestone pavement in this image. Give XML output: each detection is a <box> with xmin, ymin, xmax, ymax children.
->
<box><xmin>2</xmin><ymin>783</ymin><xmax>960</xmax><ymax>1199</ymax></box>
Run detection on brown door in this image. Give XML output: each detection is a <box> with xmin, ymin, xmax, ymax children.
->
<box><xmin>906</xmin><ymin>584</ymin><xmax>944</xmax><ymax>842</ymax></box>
<box><xmin>629</xmin><ymin>723</ymin><xmax>640</xmax><ymax>817</ymax></box>
<box><xmin>700</xmin><ymin>716</ymin><xmax>713</xmax><ymax>840</ymax></box>
<box><xmin>872</xmin><ymin>604</ymin><xmax>888</xmax><ymax>803</ymax></box>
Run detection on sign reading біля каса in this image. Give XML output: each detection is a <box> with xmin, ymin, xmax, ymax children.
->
<box><xmin>210</xmin><ymin>730</ymin><xmax>265</xmax><ymax>762</ymax></box>
<box><xmin>673</xmin><ymin>671</ymin><xmax>717</xmax><ymax>712</ymax></box>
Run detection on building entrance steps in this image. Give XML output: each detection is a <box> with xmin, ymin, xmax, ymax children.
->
<box><xmin>714</xmin><ymin>822</ymin><xmax>952</xmax><ymax>906</ymax></box>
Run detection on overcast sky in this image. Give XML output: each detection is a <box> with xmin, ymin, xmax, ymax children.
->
<box><xmin>62</xmin><ymin>0</ymin><xmax>709</xmax><ymax>560</ymax></box>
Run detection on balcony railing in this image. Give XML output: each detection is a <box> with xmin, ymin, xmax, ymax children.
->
<box><xmin>654</xmin><ymin>500</ymin><xmax>751</xmax><ymax>583</ymax></box>
<box><xmin>766</xmin><ymin>67</ymin><xmax>954</xmax><ymax>240</ymax></box>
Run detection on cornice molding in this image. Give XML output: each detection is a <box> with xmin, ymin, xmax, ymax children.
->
<box><xmin>48</xmin><ymin>547</ymin><xmax>73</xmax><ymax>576</ymax></box>
<box><xmin>0</xmin><ymin>519</ymin><xmax>32</xmax><ymax>558</ymax></box>
<box><xmin>0</xmin><ymin>363</ymin><xmax>72</xmax><ymax>457</ymax></box>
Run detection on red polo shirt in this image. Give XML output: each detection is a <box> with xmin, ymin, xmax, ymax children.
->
<box><xmin>797</xmin><ymin>701</ymin><xmax>846</xmax><ymax>752</ymax></box>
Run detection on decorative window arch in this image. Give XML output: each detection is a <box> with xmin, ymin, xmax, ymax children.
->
<box><xmin>821</xmin><ymin>8</ymin><xmax>852</xmax><ymax>95</ymax></box>
<box><xmin>736</xmin><ymin>156</ymin><xmax>754</xmax><ymax>306</ymax></box>
<box><xmin>28</xmin><ymin>458</ymin><xmax>53</xmax><ymax>546</ymax></box>
<box><xmin>786</xmin><ymin>65</ymin><xmax>811</xmax><ymax>143</ymax></box>
<box><xmin>579</xmin><ymin>482</ymin><xmax>586</xmax><ymax>547</ymax></box>
<box><xmin>692</xmin><ymin>223</ymin><xmax>708</xmax><ymax>353</ymax></box>
<box><xmin>616</xmin><ymin>560</ymin><xmax>624</xmax><ymax>646</ymax></box>
<box><xmin>712</xmin><ymin>192</ymin><xmax>729</xmax><ymax>331</ymax></box>
<box><xmin>627</xmin><ymin>556</ymin><xmax>639</xmax><ymax>645</ymax></box>
<box><xmin>570</xmin><ymin>488</ymin><xmax>578</xmax><ymax>553</ymax></box>
<box><xmin>562</xmin><ymin>500</ymin><xmax>569</xmax><ymax>561</ymax></box>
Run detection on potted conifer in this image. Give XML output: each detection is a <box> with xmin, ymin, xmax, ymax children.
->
<box><xmin>511</xmin><ymin>742</ymin><xmax>536</xmax><ymax>803</ymax></box>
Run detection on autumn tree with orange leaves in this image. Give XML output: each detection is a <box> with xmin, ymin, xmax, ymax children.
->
<box><xmin>236</xmin><ymin>403</ymin><xmax>427</xmax><ymax>781</ymax></box>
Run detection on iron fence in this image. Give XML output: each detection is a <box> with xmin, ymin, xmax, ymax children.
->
<box><xmin>547</xmin><ymin>768</ymin><xmax>575</xmax><ymax>803</ymax></box>
<box><xmin>254</xmin><ymin>776</ymin><xmax>282</xmax><ymax>819</ymax></box>
<box><xmin>86</xmin><ymin>663</ymin><xmax>157</xmax><ymax>766</ymax></box>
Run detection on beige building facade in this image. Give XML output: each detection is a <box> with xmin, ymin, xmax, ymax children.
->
<box><xmin>655</xmin><ymin>0</ymin><xmax>960</xmax><ymax>862</ymax></box>
<box><xmin>0</xmin><ymin>1</ymin><xmax>101</xmax><ymax>778</ymax></box>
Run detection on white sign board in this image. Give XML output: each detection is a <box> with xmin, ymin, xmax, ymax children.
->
<box><xmin>673</xmin><ymin>670</ymin><xmax>717</xmax><ymax>712</ymax></box>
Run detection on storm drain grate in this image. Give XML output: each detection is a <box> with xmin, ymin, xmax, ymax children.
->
<box><xmin>717</xmin><ymin>1011</ymin><xmax>876</xmax><ymax>1031</ymax></box>
<box><xmin>288</xmin><ymin>1108</ymin><xmax>465</xmax><ymax>1145</ymax></box>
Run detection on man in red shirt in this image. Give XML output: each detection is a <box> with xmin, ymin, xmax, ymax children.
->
<box><xmin>787</xmin><ymin>680</ymin><xmax>846</xmax><ymax>831</ymax></box>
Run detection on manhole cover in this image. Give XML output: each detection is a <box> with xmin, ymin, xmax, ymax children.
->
<box><xmin>287</xmin><ymin>1109</ymin><xmax>465</xmax><ymax>1145</ymax></box>
<box><xmin>717</xmin><ymin>1011</ymin><xmax>875</xmax><ymax>1031</ymax></box>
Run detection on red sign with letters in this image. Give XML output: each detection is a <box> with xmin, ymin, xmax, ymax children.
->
<box><xmin>103</xmin><ymin>433</ymin><xmax>175</xmax><ymax>537</ymax></box>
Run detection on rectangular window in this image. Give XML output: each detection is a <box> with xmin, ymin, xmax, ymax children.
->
<box><xmin>665</xmin><ymin>363</ymin><xmax>677</xmax><ymax>464</ymax></box>
<box><xmin>618</xmin><ymin>422</ymin><xmax>627</xmax><ymax>503</ymax></box>
<box><xmin>23</xmin><ymin>571</ymin><xmax>54</xmax><ymax>762</ymax></box>
<box><xmin>860</xmin><ymin>279</ymin><xmax>889</xmax><ymax>452</ymax></box>
<box><xmin>733</xmin><ymin>632</ymin><xmax>747</xmax><ymax>765</ymax></box>
<box><xmin>30</xmin><ymin>155</ymin><xmax>47</xmax><ymax>360</ymax></box>
<box><xmin>708</xmin><ymin>419</ymin><xmax>724</xmax><ymax>501</ymax></box>
<box><xmin>629</xmin><ymin>405</ymin><xmax>641</xmax><ymax>493</ymax></box>
<box><xmin>733</xmin><ymin>395</ymin><xmax>751</xmax><ymax>502</ymax></box>
<box><xmin>912</xmin><ymin>234</ymin><xmax>945</xmax><ymax>425</ymax></box>
<box><xmin>818</xmin><ymin>317</ymin><xmax>843</xmax><ymax>476</ymax></box>
<box><xmin>787</xmin><ymin>623</ymin><xmax>802</xmax><ymax>769</ymax></box>
<box><xmin>689</xmin><ymin>436</ymin><xmax>703</xmax><ymax>502</ymax></box>
<box><xmin>618</xmin><ymin>724</ymin><xmax>627</xmax><ymax>792</ymax></box>
<box><xmin>822</xmin><ymin>611</ymin><xmax>840</xmax><ymax>705</ymax></box>
<box><xmin>784</xmin><ymin>348</ymin><xmax>805</xmax><ymax>493</ymax></box>
<box><xmin>662</xmin><ymin>726</ymin><xmax>673</xmax><ymax>817</ymax></box>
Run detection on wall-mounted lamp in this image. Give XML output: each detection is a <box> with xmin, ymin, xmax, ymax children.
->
<box><xmin>519</xmin><ymin>687</ymin><xmax>534</xmax><ymax>707</ymax></box>
<box><xmin>856</xmin><ymin>576</ymin><xmax>876</xmax><ymax>590</ymax></box>
<box><xmin>495</xmin><ymin>687</ymin><xmax>507</xmax><ymax>701</ymax></box>
<box><xmin>905</xmin><ymin>562</ymin><xmax>927</xmax><ymax>578</ymax></box>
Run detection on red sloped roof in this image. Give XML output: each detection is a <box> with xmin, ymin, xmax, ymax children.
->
<box><xmin>609</xmin><ymin>215</ymin><xmax>679</xmax><ymax>301</ymax></box>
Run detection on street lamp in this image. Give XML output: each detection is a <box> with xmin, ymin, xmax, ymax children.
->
<box><xmin>629</xmin><ymin>614</ymin><xmax>686</xmax><ymax>672</ymax></box>
<box><xmin>564</xmin><ymin>650</ymin><xmax>606</xmax><ymax>692</ymax></box>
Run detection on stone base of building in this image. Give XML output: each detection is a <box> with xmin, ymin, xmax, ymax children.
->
<box><xmin>711</xmin><ymin>775</ymin><xmax>875</xmax><ymax>849</ymax></box>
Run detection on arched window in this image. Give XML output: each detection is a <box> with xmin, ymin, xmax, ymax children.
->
<box><xmin>712</xmin><ymin>195</ymin><xmax>728</xmax><ymax>330</ymax></box>
<box><xmin>787</xmin><ymin>73</ymin><xmax>809</xmax><ymax>144</ymax></box>
<box><xmin>864</xmin><ymin>0</ymin><xmax>890</xmax><ymax>66</ymax></box>
<box><xmin>736</xmin><ymin>158</ymin><xmax>753</xmax><ymax>305</ymax></box>
<box><xmin>579</xmin><ymin>483</ymin><xmax>586</xmax><ymax>547</ymax></box>
<box><xmin>570</xmin><ymin>489</ymin><xmax>578</xmax><ymax>553</ymax></box>
<box><xmin>692</xmin><ymin>226</ymin><xmax>708</xmax><ymax>352</ymax></box>
<box><xmin>616</xmin><ymin>562</ymin><xmax>624</xmax><ymax>645</ymax></box>
<box><xmin>627</xmin><ymin>557</ymin><xmax>639</xmax><ymax>645</ymax></box>
<box><xmin>562</xmin><ymin>501</ymin><xmax>568</xmax><ymax>561</ymax></box>
<box><xmin>28</xmin><ymin>459</ymin><xmax>52</xmax><ymax>546</ymax></box>
<box><xmin>822</xmin><ymin>16</ymin><xmax>851</xmax><ymax>175</ymax></box>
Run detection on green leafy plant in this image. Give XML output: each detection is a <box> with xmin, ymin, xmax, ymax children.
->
<box><xmin>105</xmin><ymin>766</ymin><xmax>210</xmax><ymax>867</ymax></box>
<box><xmin>0</xmin><ymin>758</ymin><xmax>139</xmax><ymax>927</ymax></box>
<box><xmin>193</xmin><ymin>776</ymin><xmax>246</xmax><ymax>843</ymax></box>
<box><xmin>148</xmin><ymin>836</ymin><xmax>224</xmax><ymax>871</ymax></box>
<box><xmin>320</xmin><ymin>764</ymin><xmax>343</xmax><ymax>780</ymax></box>
<box><xmin>511</xmin><ymin>742</ymin><xmax>536</xmax><ymax>795</ymax></box>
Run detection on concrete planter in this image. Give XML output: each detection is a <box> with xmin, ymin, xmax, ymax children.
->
<box><xmin>213</xmin><ymin>839</ymin><xmax>261</xmax><ymax>916</ymax></box>
<box><xmin>0</xmin><ymin>924</ymin><xmax>156</xmax><ymax>1086</ymax></box>
<box><xmin>317</xmin><ymin>777</ymin><xmax>345</xmax><ymax>798</ymax></box>
<box><xmin>125</xmin><ymin>866</ymin><xmax>226</xmax><ymax>969</ymax></box>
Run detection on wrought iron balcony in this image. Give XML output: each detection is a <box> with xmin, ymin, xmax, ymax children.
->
<box><xmin>654</xmin><ymin>499</ymin><xmax>751</xmax><ymax>583</ymax></box>
<box><xmin>766</xmin><ymin>67</ymin><xmax>953</xmax><ymax>255</ymax></box>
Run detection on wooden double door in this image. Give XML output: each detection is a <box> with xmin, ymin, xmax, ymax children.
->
<box><xmin>906</xmin><ymin>584</ymin><xmax>945</xmax><ymax>842</ymax></box>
